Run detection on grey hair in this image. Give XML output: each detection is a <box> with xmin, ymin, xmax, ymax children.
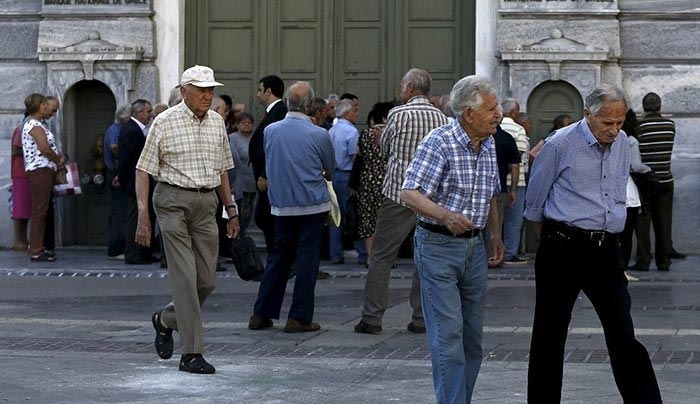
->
<box><xmin>585</xmin><ymin>85</ymin><xmax>627</xmax><ymax>116</ymax></box>
<box><xmin>402</xmin><ymin>68</ymin><xmax>432</xmax><ymax>95</ymax></box>
<box><xmin>325</xmin><ymin>93</ymin><xmax>339</xmax><ymax>103</ymax></box>
<box><xmin>114</xmin><ymin>104</ymin><xmax>131</xmax><ymax>123</ymax></box>
<box><xmin>285</xmin><ymin>81</ymin><xmax>314</xmax><ymax>113</ymax></box>
<box><xmin>500</xmin><ymin>98</ymin><xmax>519</xmax><ymax>116</ymax></box>
<box><xmin>334</xmin><ymin>99</ymin><xmax>353</xmax><ymax>118</ymax></box>
<box><xmin>130</xmin><ymin>99</ymin><xmax>151</xmax><ymax>115</ymax></box>
<box><xmin>168</xmin><ymin>87</ymin><xmax>183</xmax><ymax>107</ymax></box>
<box><xmin>210</xmin><ymin>94</ymin><xmax>223</xmax><ymax>111</ymax></box>
<box><xmin>449</xmin><ymin>75</ymin><xmax>496</xmax><ymax>118</ymax></box>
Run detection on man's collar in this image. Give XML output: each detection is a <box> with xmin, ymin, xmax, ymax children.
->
<box><xmin>266</xmin><ymin>98</ymin><xmax>282</xmax><ymax>113</ymax></box>
<box><xmin>285</xmin><ymin>111</ymin><xmax>312</xmax><ymax>121</ymax></box>
<box><xmin>130</xmin><ymin>116</ymin><xmax>147</xmax><ymax>131</ymax></box>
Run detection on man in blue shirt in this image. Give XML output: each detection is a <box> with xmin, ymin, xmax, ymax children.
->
<box><xmin>249</xmin><ymin>81</ymin><xmax>336</xmax><ymax>333</ymax></box>
<box><xmin>104</xmin><ymin>104</ymin><xmax>131</xmax><ymax>260</ymax></box>
<box><xmin>524</xmin><ymin>85</ymin><xmax>661</xmax><ymax>403</ymax></box>
<box><xmin>328</xmin><ymin>98</ymin><xmax>365</xmax><ymax>265</ymax></box>
<box><xmin>401</xmin><ymin>75</ymin><xmax>503</xmax><ymax>404</ymax></box>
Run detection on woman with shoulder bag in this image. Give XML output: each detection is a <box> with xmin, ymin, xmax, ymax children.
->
<box><xmin>22</xmin><ymin>93</ymin><xmax>64</xmax><ymax>262</ymax></box>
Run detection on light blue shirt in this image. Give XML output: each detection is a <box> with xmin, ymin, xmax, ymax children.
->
<box><xmin>103</xmin><ymin>122</ymin><xmax>122</xmax><ymax>171</ymax></box>
<box><xmin>329</xmin><ymin>118</ymin><xmax>359</xmax><ymax>171</ymax></box>
<box><xmin>264</xmin><ymin>112</ymin><xmax>336</xmax><ymax>216</ymax></box>
<box><xmin>524</xmin><ymin>119</ymin><xmax>630</xmax><ymax>233</ymax></box>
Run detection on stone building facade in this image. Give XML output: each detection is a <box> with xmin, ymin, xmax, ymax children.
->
<box><xmin>0</xmin><ymin>0</ymin><xmax>697</xmax><ymax>253</ymax></box>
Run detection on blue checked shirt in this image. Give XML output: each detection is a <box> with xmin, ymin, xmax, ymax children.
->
<box><xmin>402</xmin><ymin>120</ymin><xmax>500</xmax><ymax>229</ymax></box>
<box><xmin>524</xmin><ymin>119</ymin><xmax>630</xmax><ymax>233</ymax></box>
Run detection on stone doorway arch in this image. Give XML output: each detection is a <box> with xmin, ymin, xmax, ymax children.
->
<box><xmin>61</xmin><ymin>80</ymin><xmax>116</xmax><ymax>245</ymax></box>
<box><xmin>526</xmin><ymin>80</ymin><xmax>583</xmax><ymax>144</ymax></box>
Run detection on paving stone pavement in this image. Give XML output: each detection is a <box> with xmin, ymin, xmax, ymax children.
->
<box><xmin>1</xmin><ymin>246</ymin><xmax>699</xmax><ymax>403</ymax></box>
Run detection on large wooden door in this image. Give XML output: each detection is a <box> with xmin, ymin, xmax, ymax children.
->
<box><xmin>185</xmin><ymin>0</ymin><xmax>474</xmax><ymax>122</ymax></box>
<box><xmin>526</xmin><ymin>81</ymin><xmax>584</xmax><ymax>143</ymax></box>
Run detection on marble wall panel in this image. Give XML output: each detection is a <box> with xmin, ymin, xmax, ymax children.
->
<box><xmin>0</xmin><ymin>65</ymin><xmax>47</xmax><ymax>110</ymax></box>
<box><xmin>497</xmin><ymin>19</ymin><xmax>621</xmax><ymax>57</ymax></box>
<box><xmin>38</xmin><ymin>19</ymin><xmax>155</xmax><ymax>58</ymax></box>
<box><xmin>0</xmin><ymin>22</ymin><xmax>40</xmax><ymax>59</ymax></box>
<box><xmin>620</xmin><ymin>20</ymin><xmax>700</xmax><ymax>61</ymax></box>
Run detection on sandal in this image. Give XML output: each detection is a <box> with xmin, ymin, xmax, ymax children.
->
<box><xmin>152</xmin><ymin>311</ymin><xmax>174</xmax><ymax>359</ymax></box>
<box><xmin>30</xmin><ymin>252</ymin><xmax>57</xmax><ymax>262</ymax></box>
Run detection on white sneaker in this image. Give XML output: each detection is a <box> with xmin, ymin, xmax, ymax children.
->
<box><xmin>624</xmin><ymin>271</ymin><xmax>639</xmax><ymax>282</ymax></box>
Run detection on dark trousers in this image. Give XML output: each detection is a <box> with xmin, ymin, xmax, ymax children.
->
<box><xmin>253</xmin><ymin>212</ymin><xmax>325</xmax><ymax>324</ymax></box>
<box><xmin>255</xmin><ymin>190</ymin><xmax>276</xmax><ymax>253</ymax></box>
<box><xmin>527</xmin><ymin>222</ymin><xmax>661</xmax><ymax>404</ymax></box>
<box><xmin>107</xmin><ymin>170</ymin><xmax>126</xmax><ymax>256</ymax></box>
<box><xmin>635</xmin><ymin>181</ymin><xmax>673</xmax><ymax>270</ymax></box>
<box><xmin>619</xmin><ymin>206</ymin><xmax>639</xmax><ymax>270</ymax></box>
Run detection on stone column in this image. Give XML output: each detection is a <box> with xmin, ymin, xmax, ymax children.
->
<box><xmin>475</xmin><ymin>0</ymin><xmax>497</xmax><ymax>79</ymax></box>
<box><xmin>154</xmin><ymin>0</ymin><xmax>185</xmax><ymax>104</ymax></box>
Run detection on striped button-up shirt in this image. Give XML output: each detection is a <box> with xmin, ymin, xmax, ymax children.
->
<box><xmin>136</xmin><ymin>101</ymin><xmax>234</xmax><ymax>189</ymax></box>
<box><xmin>524</xmin><ymin>119</ymin><xmax>630</xmax><ymax>233</ymax></box>
<box><xmin>380</xmin><ymin>95</ymin><xmax>448</xmax><ymax>204</ymax></box>
<box><xmin>500</xmin><ymin>116</ymin><xmax>529</xmax><ymax>187</ymax></box>
<box><xmin>402</xmin><ymin>120</ymin><xmax>500</xmax><ymax>229</ymax></box>
<box><xmin>637</xmin><ymin>113</ymin><xmax>675</xmax><ymax>183</ymax></box>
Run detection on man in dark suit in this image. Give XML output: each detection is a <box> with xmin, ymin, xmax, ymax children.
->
<box><xmin>117</xmin><ymin>99</ymin><xmax>154</xmax><ymax>265</ymax></box>
<box><xmin>249</xmin><ymin>75</ymin><xmax>287</xmax><ymax>253</ymax></box>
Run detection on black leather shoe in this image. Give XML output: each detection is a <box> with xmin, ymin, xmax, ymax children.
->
<box><xmin>179</xmin><ymin>354</ymin><xmax>215</xmax><ymax>374</ymax></box>
<box><xmin>354</xmin><ymin>320</ymin><xmax>381</xmax><ymax>334</ymax></box>
<box><xmin>628</xmin><ymin>264</ymin><xmax>649</xmax><ymax>272</ymax></box>
<box><xmin>658</xmin><ymin>266</ymin><xmax>670</xmax><ymax>272</ymax></box>
<box><xmin>152</xmin><ymin>310</ymin><xmax>174</xmax><ymax>359</ymax></box>
<box><xmin>407</xmin><ymin>322</ymin><xmax>427</xmax><ymax>334</ymax></box>
<box><xmin>668</xmin><ymin>250</ymin><xmax>686</xmax><ymax>259</ymax></box>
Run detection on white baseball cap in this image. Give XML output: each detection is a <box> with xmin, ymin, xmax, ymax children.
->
<box><xmin>179</xmin><ymin>65</ymin><xmax>223</xmax><ymax>88</ymax></box>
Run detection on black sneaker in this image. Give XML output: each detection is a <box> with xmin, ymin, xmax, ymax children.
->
<box><xmin>179</xmin><ymin>354</ymin><xmax>215</xmax><ymax>374</ymax></box>
<box><xmin>354</xmin><ymin>320</ymin><xmax>381</xmax><ymax>334</ymax></box>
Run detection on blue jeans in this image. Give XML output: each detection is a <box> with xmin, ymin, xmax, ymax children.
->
<box><xmin>253</xmin><ymin>212</ymin><xmax>325</xmax><ymax>324</ymax></box>
<box><xmin>414</xmin><ymin>226</ymin><xmax>488</xmax><ymax>404</ymax></box>
<box><xmin>503</xmin><ymin>186</ymin><xmax>526</xmax><ymax>259</ymax></box>
<box><xmin>330</xmin><ymin>170</ymin><xmax>367</xmax><ymax>262</ymax></box>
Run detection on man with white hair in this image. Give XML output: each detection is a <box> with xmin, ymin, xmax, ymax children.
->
<box><xmin>136</xmin><ymin>65</ymin><xmax>239</xmax><ymax>374</ymax></box>
<box><xmin>249</xmin><ymin>81</ymin><xmax>335</xmax><ymax>333</ymax></box>
<box><xmin>328</xmin><ymin>98</ymin><xmax>360</xmax><ymax>265</ymax></box>
<box><xmin>401</xmin><ymin>75</ymin><xmax>503</xmax><ymax>403</ymax></box>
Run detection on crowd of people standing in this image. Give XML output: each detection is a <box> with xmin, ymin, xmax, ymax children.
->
<box><xmin>8</xmin><ymin>65</ymin><xmax>680</xmax><ymax>404</ymax></box>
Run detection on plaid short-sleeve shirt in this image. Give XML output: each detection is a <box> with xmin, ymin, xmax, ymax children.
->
<box><xmin>137</xmin><ymin>102</ymin><xmax>234</xmax><ymax>189</ymax></box>
<box><xmin>402</xmin><ymin>120</ymin><xmax>500</xmax><ymax>229</ymax></box>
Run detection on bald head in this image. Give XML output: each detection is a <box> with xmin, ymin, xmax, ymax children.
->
<box><xmin>285</xmin><ymin>81</ymin><xmax>314</xmax><ymax>113</ymax></box>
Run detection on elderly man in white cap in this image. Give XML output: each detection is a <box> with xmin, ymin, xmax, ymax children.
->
<box><xmin>135</xmin><ymin>65</ymin><xmax>240</xmax><ymax>374</ymax></box>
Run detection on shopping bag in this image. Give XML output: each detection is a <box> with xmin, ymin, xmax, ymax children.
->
<box><xmin>326</xmin><ymin>180</ymin><xmax>341</xmax><ymax>227</ymax></box>
<box><xmin>53</xmin><ymin>162</ymin><xmax>82</xmax><ymax>196</ymax></box>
